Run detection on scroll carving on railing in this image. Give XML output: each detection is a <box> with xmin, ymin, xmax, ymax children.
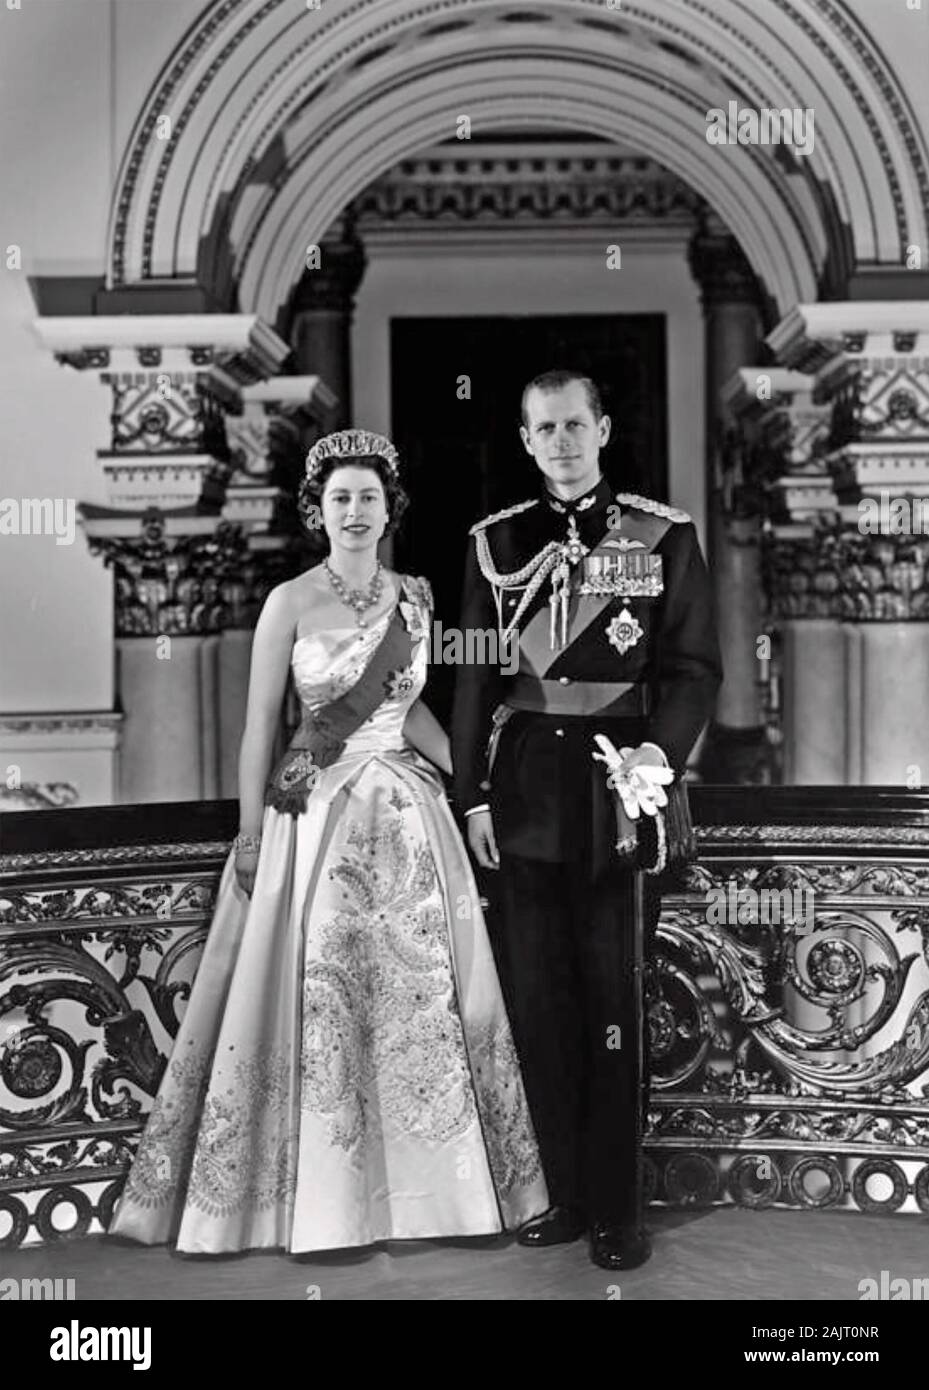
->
<box><xmin>3</xmin><ymin>802</ymin><xmax>929</xmax><ymax>1245</ymax></box>
<box><xmin>0</xmin><ymin>861</ymin><xmax>219</xmax><ymax>1247</ymax></box>
<box><xmin>645</xmin><ymin>854</ymin><xmax>929</xmax><ymax>1214</ymax></box>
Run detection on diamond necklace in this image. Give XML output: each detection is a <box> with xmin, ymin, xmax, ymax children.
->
<box><xmin>324</xmin><ymin>559</ymin><xmax>384</xmax><ymax>628</ymax></box>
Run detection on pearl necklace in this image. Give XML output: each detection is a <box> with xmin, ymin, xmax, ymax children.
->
<box><xmin>325</xmin><ymin>559</ymin><xmax>384</xmax><ymax>627</ymax></box>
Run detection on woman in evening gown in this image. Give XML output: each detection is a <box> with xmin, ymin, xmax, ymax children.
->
<box><xmin>109</xmin><ymin>428</ymin><xmax>548</xmax><ymax>1254</ymax></box>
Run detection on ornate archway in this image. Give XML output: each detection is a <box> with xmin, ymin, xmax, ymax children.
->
<box><xmin>106</xmin><ymin>0</ymin><xmax>928</xmax><ymax>321</ymax></box>
<box><xmin>34</xmin><ymin>0</ymin><xmax>929</xmax><ymax>802</ymax></box>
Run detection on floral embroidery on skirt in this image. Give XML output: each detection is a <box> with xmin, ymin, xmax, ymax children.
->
<box><xmin>109</xmin><ymin>582</ymin><xmax>548</xmax><ymax>1252</ymax></box>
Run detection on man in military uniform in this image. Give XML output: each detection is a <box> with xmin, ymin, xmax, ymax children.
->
<box><xmin>451</xmin><ymin>369</ymin><xmax>721</xmax><ymax>1269</ymax></box>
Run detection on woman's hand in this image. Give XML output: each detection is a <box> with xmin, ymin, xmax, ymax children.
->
<box><xmin>234</xmin><ymin>847</ymin><xmax>259</xmax><ymax>897</ymax></box>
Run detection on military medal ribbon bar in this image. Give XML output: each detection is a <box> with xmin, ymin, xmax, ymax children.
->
<box><xmin>578</xmin><ymin>553</ymin><xmax>664</xmax><ymax>597</ymax></box>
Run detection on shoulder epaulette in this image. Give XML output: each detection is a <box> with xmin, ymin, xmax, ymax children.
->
<box><xmin>469</xmin><ymin>498</ymin><xmax>539</xmax><ymax>535</ymax></box>
<box><xmin>615</xmin><ymin>492</ymin><xmax>691</xmax><ymax>523</ymax></box>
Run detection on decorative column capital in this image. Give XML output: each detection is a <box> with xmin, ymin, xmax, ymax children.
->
<box><xmin>34</xmin><ymin>314</ymin><xmax>289</xmax><ymax>385</ymax></box>
<box><xmin>722</xmin><ymin>367</ymin><xmax>834</xmax><ymax>526</ymax></box>
<box><xmin>87</xmin><ymin>510</ymin><xmax>308</xmax><ymax>637</ymax></box>
<box><xmin>224</xmin><ymin>375</ymin><xmax>338</xmax><ymax>533</ymax></box>
<box><xmin>229</xmin><ymin>376</ymin><xmax>337</xmax><ymax>478</ymax></box>
<box><xmin>764</xmin><ymin>524</ymin><xmax>929</xmax><ymax>622</ymax></box>
<box><xmin>759</xmin><ymin>312</ymin><xmax>929</xmax><ymax>624</ymax></box>
<box><xmin>766</xmin><ymin>302</ymin><xmax>929</xmax><ymax>375</ymax></box>
<box><xmin>236</xmin><ymin>374</ymin><xmax>338</xmax><ymax>421</ymax></box>
<box><xmin>721</xmin><ymin>369</ymin><xmax>826</xmax><ymax>454</ymax></box>
<box><xmin>766</xmin><ymin>302</ymin><xmax>929</xmax><ymax>516</ymax></box>
<box><xmin>33</xmin><ymin>314</ymin><xmax>290</xmax><ymax>521</ymax></box>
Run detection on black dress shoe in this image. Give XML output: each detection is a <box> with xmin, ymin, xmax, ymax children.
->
<box><xmin>516</xmin><ymin>1205</ymin><xmax>586</xmax><ymax>1247</ymax></box>
<box><xmin>590</xmin><ymin>1223</ymin><xmax>652</xmax><ymax>1270</ymax></box>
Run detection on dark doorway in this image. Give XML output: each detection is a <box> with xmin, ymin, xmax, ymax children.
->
<box><xmin>390</xmin><ymin>314</ymin><xmax>667</xmax><ymax>725</ymax></box>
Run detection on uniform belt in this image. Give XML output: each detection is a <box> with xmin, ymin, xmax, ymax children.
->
<box><xmin>503</xmin><ymin>676</ymin><xmax>650</xmax><ymax>717</ymax></box>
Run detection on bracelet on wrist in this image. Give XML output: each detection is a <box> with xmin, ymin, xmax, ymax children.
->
<box><xmin>233</xmin><ymin>832</ymin><xmax>261</xmax><ymax>854</ymax></box>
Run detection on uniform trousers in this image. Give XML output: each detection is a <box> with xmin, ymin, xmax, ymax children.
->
<box><xmin>493</xmin><ymin>852</ymin><xmax>659</xmax><ymax>1227</ymax></box>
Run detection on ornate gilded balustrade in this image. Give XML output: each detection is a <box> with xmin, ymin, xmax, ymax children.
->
<box><xmin>1</xmin><ymin>789</ymin><xmax>928</xmax><ymax>1246</ymax></box>
<box><xmin>647</xmin><ymin>788</ymin><xmax>929</xmax><ymax>1218</ymax></box>
<box><xmin>0</xmin><ymin>801</ymin><xmax>237</xmax><ymax>1249</ymax></box>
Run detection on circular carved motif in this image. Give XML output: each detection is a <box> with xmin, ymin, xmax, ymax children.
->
<box><xmin>806</xmin><ymin>939</ymin><xmax>863</xmax><ymax>994</ymax></box>
<box><xmin>34</xmin><ymin>1186</ymin><xmax>93</xmax><ymax>1242</ymax></box>
<box><xmin>0</xmin><ymin>1194</ymin><xmax>30</xmax><ymax>1249</ymax></box>
<box><xmin>1</xmin><ymin>1036</ymin><xmax>62</xmax><ymax>1098</ymax></box>
<box><xmin>788</xmin><ymin>1156</ymin><xmax>844</xmax><ymax>1209</ymax></box>
<box><xmin>888</xmin><ymin>389</ymin><xmax>916</xmax><ymax>420</ymax></box>
<box><xmin>96</xmin><ymin>1180</ymin><xmax>125</xmax><ymax>1232</ymax></box>
<box><xmin>728</xmin><ymin>1153</ymin><xmax>782</xmax><ymax>1209</ymax></box>
<box><xmin>851</xmin><ymin>1159</ymin><xmax>908</xmax><ymax>1214</ymax></box>
<box><xmin>648</xmin><ymin>961</ymin><xmax>716</xmax><ymax>1089</ymax></box>
<box><xmin>914</xmin><ymin>1165</ymin><xmax>929</xmax><ymax>1215</ymax></box>
<box><xmin>139</xmin><ymin>403</ymin><xmax>171</xmax><ymax>438</ymax></box>
<box><xmin>647</xmin><ymin>999</ymin><xmax>676</xmax><ymax>1057</ymax></box>
<box><xmin>664</xmin><ymin>1153</ymin><xmax>719</xmax><ymax>1206</ymax></box>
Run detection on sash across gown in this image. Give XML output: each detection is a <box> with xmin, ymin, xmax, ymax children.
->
<box><xmin>109</xmin><ymin>576</ymin><xmax>548</xmax><ymax>1253</ymax></box>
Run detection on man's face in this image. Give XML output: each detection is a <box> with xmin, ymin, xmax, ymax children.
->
<box><xmin>519</xmin><ymin>382</ymin><xmax>610</xmax><ymax>489</ymax></box>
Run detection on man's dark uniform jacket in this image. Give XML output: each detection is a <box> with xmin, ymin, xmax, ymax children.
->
<box><xmin>451</xmin><ymin>474</ymin><xmax>722</xmax><ymax>868</ymax></box>
<box><xmin>450</xmin><ymin>472</ymin><xmax>721</xmax><ymax>1225</ymax></box>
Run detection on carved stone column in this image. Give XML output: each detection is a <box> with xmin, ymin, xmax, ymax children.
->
<box><xmin>767</xmin><ymin>306</ymin><xmax>929</xmax><ymax>1076</ymax></box>
<box><xmin>766</xmin><ymin>303</ymin><xmax>929</xmax><ymax>785</ymax></box>
<box><xmin>688</xmin><ymin>218</ymin><xmax>766</xmax><ymax>782</ymax></box>
<box><xmin>88</xmin><ymin>516</ymin><xmax>309</xmax><ymax>802</ymax></box>
<box><xmin>33</xmin><ymin>316</ymin><xmax>292</xmax><ymax>803</ymax></box>
<box><xmin>723</xmin><ymin>369</ymin><xmax>834</xmax><ymax>782</ymax></box>
<box><xmin>288</xmin><ymin>215</ymin><xmax>366</xmax><ymax>428</ymax></box>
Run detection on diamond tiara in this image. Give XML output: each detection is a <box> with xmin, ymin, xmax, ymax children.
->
<box><xmin>304</xmin><ymin>429</ymin><xmax>400</xmax><ymax>483</ymax></box>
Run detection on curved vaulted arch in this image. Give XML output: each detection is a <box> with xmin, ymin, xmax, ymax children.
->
<box><xmin>239</xmin><ymin>55</ymin><xmax>821</xmax><ymax>320</ymax></box>
<box><xmin>106</xmin><ymin>0</ymin><xmax>929</xmax><ymax>323</ymax></box>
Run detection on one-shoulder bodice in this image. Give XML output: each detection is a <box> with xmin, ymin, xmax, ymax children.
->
<box><xmin>290</xmin><ymin>582</ymin><xmax>430</xmax><ymax>757</ymax></box>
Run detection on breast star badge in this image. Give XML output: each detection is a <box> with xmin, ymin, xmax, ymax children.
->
<box><xmin>606</xmin><ymin>607</ymin><xmax>644</xmax><ymax>655</ymax></box>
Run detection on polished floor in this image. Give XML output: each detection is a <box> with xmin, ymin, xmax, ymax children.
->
<box><xmin>3</xmin><ymin>1207</ymin><xmax>927</xmax><ymax>1301</ymax></box>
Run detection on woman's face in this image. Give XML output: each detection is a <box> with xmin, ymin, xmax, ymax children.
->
<box><xmin>321</xmin><ymin>465</ymin><xmax>389</xmax><ymax>550</ymax></box>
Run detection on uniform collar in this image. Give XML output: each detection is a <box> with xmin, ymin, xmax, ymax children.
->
<box><xmin>544</xmin><ymin>474</ymin><xmax>612</xmax><ymax>517</ymax></box>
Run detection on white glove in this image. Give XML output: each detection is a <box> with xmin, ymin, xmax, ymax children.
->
<box><xmin>592</xmin><ymin>734</ymin><xmax>675</xmax><ymax>820</ymax></box>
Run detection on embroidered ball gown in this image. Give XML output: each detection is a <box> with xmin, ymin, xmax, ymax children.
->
<box><xmin>109</xmin><ymin>574</ymin><xmax>548</xmax><ymax>1254</ymax></box>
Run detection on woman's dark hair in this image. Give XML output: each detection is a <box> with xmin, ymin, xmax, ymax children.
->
<box><xmin>297</xmin><ymin>453</ymin><xmax>409</xmax><ymax>537</ymax></box>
